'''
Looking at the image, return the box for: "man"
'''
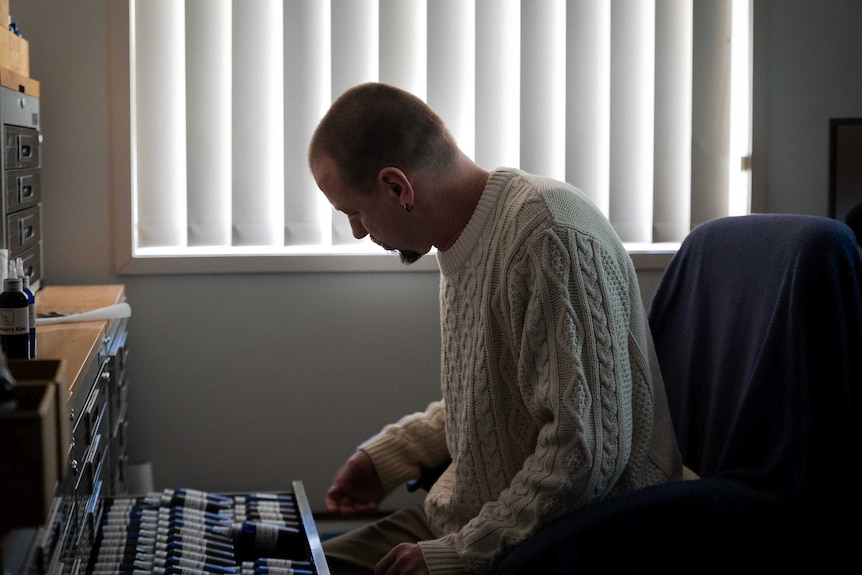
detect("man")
[308,82,682,575]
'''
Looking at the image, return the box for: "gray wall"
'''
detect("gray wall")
[752,0,862,215]
[13,0,862,512]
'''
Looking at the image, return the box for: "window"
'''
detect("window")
[109,0,752,274]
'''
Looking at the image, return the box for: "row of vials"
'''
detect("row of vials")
[86,488,316,575]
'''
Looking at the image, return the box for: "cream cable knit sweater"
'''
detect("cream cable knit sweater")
[360,169,681,574]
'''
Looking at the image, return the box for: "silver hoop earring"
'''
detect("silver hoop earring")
[405,204,414,213]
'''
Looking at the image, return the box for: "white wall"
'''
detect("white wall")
[13,0,862,513]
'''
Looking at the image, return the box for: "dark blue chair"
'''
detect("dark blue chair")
[497,214,862,573]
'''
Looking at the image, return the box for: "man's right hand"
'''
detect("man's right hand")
[325,449,385,517]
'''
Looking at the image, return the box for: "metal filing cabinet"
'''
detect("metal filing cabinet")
[0,85,42,289]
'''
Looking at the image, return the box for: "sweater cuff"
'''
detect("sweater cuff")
[418,536,471,575]
[359,432,420,495]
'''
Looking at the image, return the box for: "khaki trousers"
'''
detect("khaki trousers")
[323,506,436,575]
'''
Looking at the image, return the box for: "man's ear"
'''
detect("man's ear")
[378,167,414,209]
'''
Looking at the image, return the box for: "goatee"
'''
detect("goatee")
[371,236,422,265]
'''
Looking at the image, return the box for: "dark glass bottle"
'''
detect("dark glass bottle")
[231,520,305,561]
[0,277,30,359]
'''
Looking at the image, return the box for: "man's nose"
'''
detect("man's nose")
[349,216,368,239]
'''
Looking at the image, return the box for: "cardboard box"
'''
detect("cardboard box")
[0,28,8,72]
[0,360,69,531]
[0,28,27,77]
[0,4,39,97]
[7,29,27,77]
[8,359,70,477]
[0,383,58,530]
[0,26,30,77]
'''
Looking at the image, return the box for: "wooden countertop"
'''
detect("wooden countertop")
[33,284,126,402]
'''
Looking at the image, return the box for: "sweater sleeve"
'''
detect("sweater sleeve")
[359,400,450,495]
[424,227,652,574]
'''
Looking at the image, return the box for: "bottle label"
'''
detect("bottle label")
[183,496,207,511]
[253,523,279,550]
[0,307,28,334]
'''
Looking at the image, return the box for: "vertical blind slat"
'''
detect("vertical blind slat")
[520,0,567,181]
[232,0,284,246]
[379,0,427,99]
[475,0,520,170]
[134,0,187,248]
[609,0,656,243]
[691,0,732,229]
[653,0,693,242]
[186,0,232,247]
[727,0,752,217]
[565,0,611,214]
[427,0,476,157]
[284,0,329,247]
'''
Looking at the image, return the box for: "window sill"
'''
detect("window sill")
[115,244,678,275]
[626,243,680,271]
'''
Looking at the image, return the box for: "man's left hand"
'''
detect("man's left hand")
[374,543,429,575]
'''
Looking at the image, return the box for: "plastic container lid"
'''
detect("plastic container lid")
[2,277,22,291]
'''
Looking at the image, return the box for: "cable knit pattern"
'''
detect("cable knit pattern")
[361,169,681,574]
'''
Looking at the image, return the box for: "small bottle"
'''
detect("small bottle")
[247,558,314,575]
[146,488,234,514]
[231,521,304,560]
[0,277,30,359]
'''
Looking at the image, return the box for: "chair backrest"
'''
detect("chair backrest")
[648,214,862,509]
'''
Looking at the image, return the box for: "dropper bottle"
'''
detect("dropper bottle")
[0,274,29,359]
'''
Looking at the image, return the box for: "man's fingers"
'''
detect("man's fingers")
[374,547,396,574]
